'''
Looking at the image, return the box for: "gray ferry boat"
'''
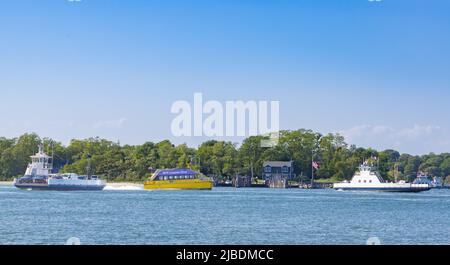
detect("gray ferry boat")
[14,145,106,191]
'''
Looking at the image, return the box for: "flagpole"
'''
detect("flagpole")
[311,153,314,189]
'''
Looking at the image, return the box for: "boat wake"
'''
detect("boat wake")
[103,185,144,191]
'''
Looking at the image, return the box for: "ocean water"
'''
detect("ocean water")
[0,185,449,245]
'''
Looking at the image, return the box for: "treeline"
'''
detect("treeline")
[0,131,450,182]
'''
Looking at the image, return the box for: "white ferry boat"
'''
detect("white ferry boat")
[14,145,106,191]
[333,163,431,192]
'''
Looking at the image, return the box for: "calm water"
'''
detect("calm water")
[0,185,449,245]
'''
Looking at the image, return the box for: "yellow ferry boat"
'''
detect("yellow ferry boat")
[143,168,213,190]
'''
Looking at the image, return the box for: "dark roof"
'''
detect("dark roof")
[156,169,198,177]
[263,161,293,167]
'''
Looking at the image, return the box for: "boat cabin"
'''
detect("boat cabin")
[150,169,200,181]
[413,175,432,185]
[350,164,385,184]
[23,145,53,179]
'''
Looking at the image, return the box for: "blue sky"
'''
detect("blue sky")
[0,0,449,155]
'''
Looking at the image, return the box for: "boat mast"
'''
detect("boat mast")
[86,154,92,179]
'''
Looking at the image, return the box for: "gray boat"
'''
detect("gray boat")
[14,145,106,191]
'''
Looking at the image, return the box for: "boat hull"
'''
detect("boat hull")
[334,186,431,192]
[333,182,431,192]
[14,183,105,191]
[144,179,213,190]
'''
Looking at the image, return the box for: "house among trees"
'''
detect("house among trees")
[263,161,294,188]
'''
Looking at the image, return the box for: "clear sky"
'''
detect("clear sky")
[1,0,449,155]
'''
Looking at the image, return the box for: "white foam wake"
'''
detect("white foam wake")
[103,185,144,191]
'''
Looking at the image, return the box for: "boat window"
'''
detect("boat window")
[364,180,366,183]
[358,180,361,183]
[369,180,372,183]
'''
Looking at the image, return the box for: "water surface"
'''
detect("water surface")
[0,185,448,244]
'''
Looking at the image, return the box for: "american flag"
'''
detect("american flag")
[312,161,320,170]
